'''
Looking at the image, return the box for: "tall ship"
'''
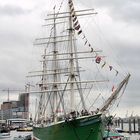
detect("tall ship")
[26,0,130,140]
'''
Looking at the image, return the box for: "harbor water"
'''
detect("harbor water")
[3,131,140,140]
[122,133,140,140]
[4,131,32,140]
[115,120,140,139]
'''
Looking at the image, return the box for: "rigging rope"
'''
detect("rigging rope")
[68,0,123,80]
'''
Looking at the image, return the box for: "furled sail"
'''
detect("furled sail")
[100,73,131,113]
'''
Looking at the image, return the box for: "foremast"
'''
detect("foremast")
[52,7,58,122]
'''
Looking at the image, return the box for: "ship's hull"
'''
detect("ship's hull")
[33,114,105,140]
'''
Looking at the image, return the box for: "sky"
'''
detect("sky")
[0,0,140,118]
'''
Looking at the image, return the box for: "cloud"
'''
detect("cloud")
[0,4,31,16]
[0,0,140,117]
[78,0,140,23]
[76,0,140,117]
[109,1,140,23]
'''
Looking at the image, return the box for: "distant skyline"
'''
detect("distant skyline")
[0,0,140,117]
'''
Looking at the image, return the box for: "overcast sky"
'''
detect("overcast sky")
[0,0,140,118]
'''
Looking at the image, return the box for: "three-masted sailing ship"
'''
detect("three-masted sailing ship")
[26,0,130,140]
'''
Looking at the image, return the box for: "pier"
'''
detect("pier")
[114,117,140,134]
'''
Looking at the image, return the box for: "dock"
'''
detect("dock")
[114,117,140,134]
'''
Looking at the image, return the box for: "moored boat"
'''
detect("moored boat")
[0,133,10,139]
[103,130,130,140]
[0,129,10,139]
[17,127,33,132]
[24,0,131,139]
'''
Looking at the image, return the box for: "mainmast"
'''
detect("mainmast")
[68,0,91,111]
[68,2,75,111]
[29,0,107,122]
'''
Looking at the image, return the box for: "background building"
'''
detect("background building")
[0,93,29,120]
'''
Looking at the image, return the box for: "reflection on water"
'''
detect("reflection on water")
[117,122,140,139]
[3,130,140,140]
[4,131,32,140]
[122,133,140,140]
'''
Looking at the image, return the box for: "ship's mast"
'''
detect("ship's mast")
[37,49,47,122]
[28,0,105,122]
[68,4,75,111]
[68,0,89,111]
[52,7,58,122]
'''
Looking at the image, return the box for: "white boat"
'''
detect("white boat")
[0,132,10,139]
[0,127,10,139]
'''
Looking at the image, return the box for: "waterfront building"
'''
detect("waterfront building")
[0,93,29,120]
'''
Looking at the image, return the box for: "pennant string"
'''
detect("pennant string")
[101,62,106,68]
[74,24,81,30]
[78,30,82,35]
[74,21,79,27]
[68,0,119,77]
[91,48,93,52]
[84,40,88,45]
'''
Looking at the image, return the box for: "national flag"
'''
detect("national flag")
[78,30,82,35]
[116,70,119,76]
[101,62,106,68]
[90,47,93,52]
[84,40,88,45]
[109,66,113,71]
[95,56,101,64]
[74,24,81,30]
[74,21,79,27]
[73,17,77,22]
[112,86,115,92]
